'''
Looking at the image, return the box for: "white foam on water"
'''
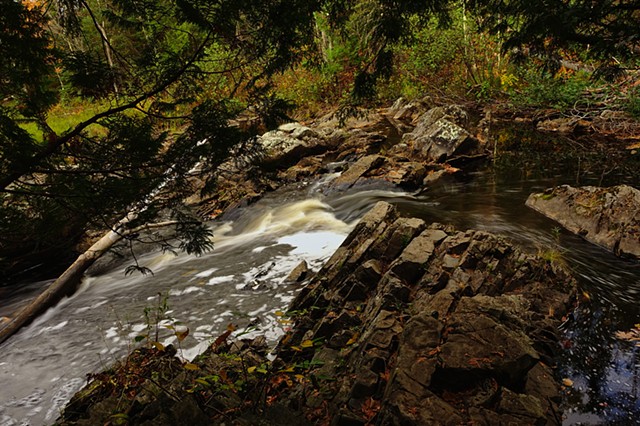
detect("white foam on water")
[0,196,354,425]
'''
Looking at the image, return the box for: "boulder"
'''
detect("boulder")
[329,154,386,189]
[527,184,640,259]
[401,106,481,162]
[258,129,318,165]
[281,202,575,425]
[277,122,320,140]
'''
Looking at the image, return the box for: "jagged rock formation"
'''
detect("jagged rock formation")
[56,202,576,425]
[527,184,640,260]
[277,202,575,425]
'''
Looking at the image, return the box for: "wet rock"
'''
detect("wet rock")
[525,362,561,408]
[330,154,386,189]
[286,260,309,283]
[370,217,426,262]
[527,184,640,259]
[281,202,574,425]
[498,388,545,422]
[350,368,379,399]
[390,228,447,283]
[439,295,539,386]
[192,104,466,223]
[354,259,383,284]
[379,160,427,189]
[59,201,576,426]
[277,156,324,182]
[423,168,448,185]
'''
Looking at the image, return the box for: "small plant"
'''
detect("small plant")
[541,192,556,201]
[536,226,568,267]
[510,69,592,112]
[539,248,565,265]
[135,293,190,355]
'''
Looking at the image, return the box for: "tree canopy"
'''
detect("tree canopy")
[471,0,640,75]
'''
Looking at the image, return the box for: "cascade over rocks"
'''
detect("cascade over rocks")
[57,202,576,425]
[527,184,640,260]
[0,101,487,343]
[191,102,486,219]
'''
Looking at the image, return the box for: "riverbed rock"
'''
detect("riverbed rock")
[536,117,590,133]
[527,184,640,259]
[384,97,431,133]
[257,123,326,166]
[329,154,386,189]
[191,103,481,220]
[285,260,309,283]
[400,105,481,162]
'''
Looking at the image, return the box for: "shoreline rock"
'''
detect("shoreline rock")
[527,184,640,260]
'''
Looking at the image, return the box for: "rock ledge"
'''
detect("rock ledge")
[57,202,576,426]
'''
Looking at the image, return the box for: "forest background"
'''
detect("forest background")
[1,0,640,287]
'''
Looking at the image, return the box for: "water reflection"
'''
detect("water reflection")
[390,135,640,425]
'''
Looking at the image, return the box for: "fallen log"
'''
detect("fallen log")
[0,214,137,345]
[0,214,188,345]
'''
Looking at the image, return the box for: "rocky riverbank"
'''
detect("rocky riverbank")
[527,184,640,260]
[56,201,576,425]
[187,102,487,221]
[57,100,640,425]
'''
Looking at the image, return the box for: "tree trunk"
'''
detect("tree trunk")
[0,214,133,345]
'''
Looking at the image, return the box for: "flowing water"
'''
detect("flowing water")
[1,125,640,425]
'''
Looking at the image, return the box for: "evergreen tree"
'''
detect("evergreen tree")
[0,0,314,281]
[470,0,640,75]
[3,0,636,339]
[1,0,462,283]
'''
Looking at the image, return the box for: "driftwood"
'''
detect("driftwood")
[0,214,139,345]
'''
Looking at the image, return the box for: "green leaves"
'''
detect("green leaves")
[0,0,58,116]
[471,0,640,73]
[62,51,117,98]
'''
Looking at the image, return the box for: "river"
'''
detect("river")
[1,125,639,425]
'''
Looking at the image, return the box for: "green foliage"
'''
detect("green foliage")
[1,0,335,281]
[0,0,58,117]
[62,52,117,98]
[510,70,592,111]
[3,0,639,283]
[624,86,640,119]
[470,0,640,76]
[376,6,507,102]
